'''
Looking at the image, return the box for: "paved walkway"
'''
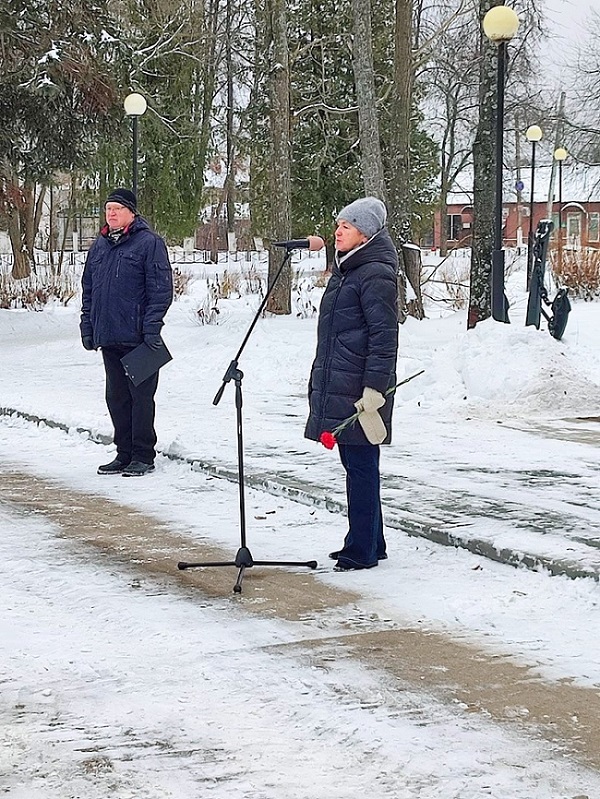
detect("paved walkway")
[2,465,600,778]
[2,406,599,581]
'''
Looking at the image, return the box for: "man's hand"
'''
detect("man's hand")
[82,336,95,351]
[144,334,163,351]
[354,386,385,414]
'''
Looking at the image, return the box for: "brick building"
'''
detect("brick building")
[433,162,600,252]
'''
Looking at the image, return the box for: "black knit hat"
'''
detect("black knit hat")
[105,188,137,214]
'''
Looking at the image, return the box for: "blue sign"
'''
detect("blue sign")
[515,180,525,192]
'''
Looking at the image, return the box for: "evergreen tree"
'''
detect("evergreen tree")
[0,0,124,276]
[287,0,438,246]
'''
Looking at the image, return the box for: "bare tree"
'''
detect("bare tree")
[0,0,120,277]
[467,0,496,329]
[562,11,600,165]
[265,0,292,314]
[350,0,386,199]
[388,0,414,242]
[388,0,428,320]
[422,9,479,256]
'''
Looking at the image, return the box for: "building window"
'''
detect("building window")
[589,213,600,242]
[446,214,462,241]
[566,212,581,246]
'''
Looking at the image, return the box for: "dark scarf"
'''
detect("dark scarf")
[107,227,125,244]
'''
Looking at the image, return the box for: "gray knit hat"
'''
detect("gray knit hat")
[336,196,387,238]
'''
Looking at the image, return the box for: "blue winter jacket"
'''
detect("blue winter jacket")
[80,216,173,348]
[305,228,399,445]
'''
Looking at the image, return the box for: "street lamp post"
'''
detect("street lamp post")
[483,5,520,323]
[554,146,568,269]
[123,92,147,198]
[525,124,543,288]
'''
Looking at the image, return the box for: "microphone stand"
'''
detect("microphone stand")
[178,245,318,593]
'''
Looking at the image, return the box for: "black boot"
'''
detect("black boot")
[122,461,155,477]
[98,458,130,475]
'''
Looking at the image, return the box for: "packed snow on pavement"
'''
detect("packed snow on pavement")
[1,249,599,797]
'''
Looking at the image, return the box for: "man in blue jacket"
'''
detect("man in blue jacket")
[305,197,399,570]
[80,188,173,476]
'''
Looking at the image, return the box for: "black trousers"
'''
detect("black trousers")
[101,346,159,465]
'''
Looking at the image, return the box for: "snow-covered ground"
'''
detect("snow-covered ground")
[1,249,599,797]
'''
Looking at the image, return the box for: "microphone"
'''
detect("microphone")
[273,236,325,251]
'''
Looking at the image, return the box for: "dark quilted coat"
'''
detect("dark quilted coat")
[80,217,173,348]
[305,229,399,445]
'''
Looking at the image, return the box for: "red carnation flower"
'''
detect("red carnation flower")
[316,369,425,452]
[319,431,337,449]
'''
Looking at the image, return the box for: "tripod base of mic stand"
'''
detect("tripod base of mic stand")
[178,546,318,594]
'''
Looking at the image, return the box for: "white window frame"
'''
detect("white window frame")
[588,212,600,243]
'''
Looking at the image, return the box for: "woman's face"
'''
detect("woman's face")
[335,220,367,253]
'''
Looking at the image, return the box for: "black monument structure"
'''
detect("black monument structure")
[525,219,571,341]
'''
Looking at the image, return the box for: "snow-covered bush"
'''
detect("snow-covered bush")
[0,261,79,310]
[550,249,600,301]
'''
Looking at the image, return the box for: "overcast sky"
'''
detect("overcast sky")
[542,0,596,57]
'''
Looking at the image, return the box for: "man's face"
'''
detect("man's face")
[105,202,135,230]
[335,220,367,253]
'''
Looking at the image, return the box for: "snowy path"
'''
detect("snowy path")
[1,454,600,798]
[2,294,600,796]
[4,404,600,580]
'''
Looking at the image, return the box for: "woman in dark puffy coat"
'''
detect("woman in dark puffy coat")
[305,197,398,571]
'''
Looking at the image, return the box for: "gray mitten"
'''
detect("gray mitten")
[358,411,387,445]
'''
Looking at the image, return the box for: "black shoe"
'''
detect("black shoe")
[333,562,357,572]
[122,461,155,477]
[329,550,388,561]
[334,560,378,571]
[98,458,130,475]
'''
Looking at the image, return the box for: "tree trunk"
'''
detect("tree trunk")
[3,179,39,280]
[403,243,425,319]
[266,0,292,315]
[33,184,47,252]
[224,0,236,240]
[467,0,497,329]
[12,254,31,280]
[388,0,413,243]
[387,0,416,323]
[439,152,449,257]
[351,0,386,199]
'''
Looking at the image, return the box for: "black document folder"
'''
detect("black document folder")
[120,341,173,387]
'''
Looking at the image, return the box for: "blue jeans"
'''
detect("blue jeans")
[336,443,386,569]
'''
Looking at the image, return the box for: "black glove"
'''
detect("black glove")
[144,333,163,351]
[82,336,95,351]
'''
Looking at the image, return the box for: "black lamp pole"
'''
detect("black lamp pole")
[525,125,542,288]
[491,38,509,323]
[554,147,568,270]
[123,93,147,200]
[558,157,563,261]
[132,115,139,198]
[527,137,536,286]
[483,5,520,324]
